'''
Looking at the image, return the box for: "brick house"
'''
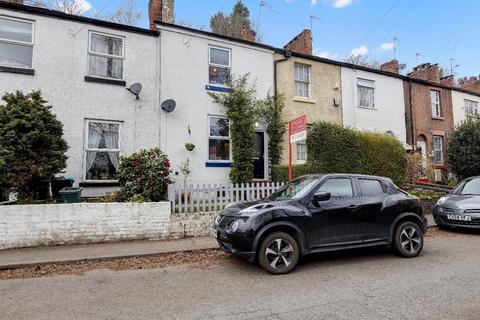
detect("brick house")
[404,63,455,181]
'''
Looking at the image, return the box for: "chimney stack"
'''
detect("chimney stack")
[240,29,256,42]
[283,29,312,56]
[149,0,175,30]
[440,75,454,87]
[380,60,399,74]
[458,75,480,95]
[408,63,440,83]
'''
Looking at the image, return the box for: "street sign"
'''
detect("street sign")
[288,115,307,181]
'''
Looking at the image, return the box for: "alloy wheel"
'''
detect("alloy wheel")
[400,226,421,254]
[265,238,294,270]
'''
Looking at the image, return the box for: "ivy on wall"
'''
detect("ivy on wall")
[261,93,286,166]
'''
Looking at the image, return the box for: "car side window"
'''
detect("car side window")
[317,178,353,199]
[358,179,384,196]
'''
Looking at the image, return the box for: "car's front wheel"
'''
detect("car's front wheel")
[258,231,300,275]
[393,221,424,258]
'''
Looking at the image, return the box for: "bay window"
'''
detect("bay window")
[85,120,121,181]
[209,46,231,86]
[88,32,124,79]
[0,16,34,68]
[208,115,230,161]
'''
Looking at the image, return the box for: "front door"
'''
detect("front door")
[307,177,366,247]
[253,132,265,179]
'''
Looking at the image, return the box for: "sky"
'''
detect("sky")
[84,0,479,78]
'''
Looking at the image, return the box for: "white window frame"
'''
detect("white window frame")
[431,90,441,117]
[208,45,231,86]
[88,31,125,80]
[357,78,375,109]
[294,63,311,98]
[433,135,443,165]
[0,15,35,68]
[464,99,479,117]
[84,119,122,182]
[207,115,231,162]
[296,140,307,164]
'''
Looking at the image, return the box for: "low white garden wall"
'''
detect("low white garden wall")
[0,202,217,250]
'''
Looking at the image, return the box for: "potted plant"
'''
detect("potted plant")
[185,142,195,151]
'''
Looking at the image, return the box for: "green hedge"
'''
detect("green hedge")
[272,122,408,185]
[448,118,480,179]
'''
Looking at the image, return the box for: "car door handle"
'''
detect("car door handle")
[347,205,361,212]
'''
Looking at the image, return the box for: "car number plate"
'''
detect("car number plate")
[447,214,472,222]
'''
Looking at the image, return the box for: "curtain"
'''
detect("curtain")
[86,124,102,172]
[105,124,120,171]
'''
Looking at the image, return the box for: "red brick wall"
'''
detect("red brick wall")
[149,0,175,30]
[283,29,312,55]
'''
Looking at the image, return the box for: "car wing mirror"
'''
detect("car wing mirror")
[313,192,331,203]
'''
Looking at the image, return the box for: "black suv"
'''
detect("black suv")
[213,174,427,274]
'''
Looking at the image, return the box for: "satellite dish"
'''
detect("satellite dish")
[161,99,176,113]
[126,83,142,100]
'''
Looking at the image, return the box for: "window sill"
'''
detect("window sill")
[85,76,126,86]
[205,85,232,93]
[79,181,120,187]
[432,116,445,121]
[0,66,35,76]
[293,97,315,104]
[205,161,232,168]
[358,106,377,110]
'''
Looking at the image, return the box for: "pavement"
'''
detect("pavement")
[1,229,479,320]
[0,214,437,270]
[0,237,217,270]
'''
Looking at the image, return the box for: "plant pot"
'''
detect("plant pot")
[185,143,195,151]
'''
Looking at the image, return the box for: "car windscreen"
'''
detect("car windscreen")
[453,178,480,195]
[268,177,319,201]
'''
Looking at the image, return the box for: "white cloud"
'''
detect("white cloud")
[314,49,339,60]
[350,45,369,57]
[379,42,394,51]
[314,0,352,8]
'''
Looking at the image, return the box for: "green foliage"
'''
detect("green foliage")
[0,91,68,200]
[210,0,252,38]
[271,164,313,182]
[112,148,173,202]
[209,75,259,184]
[306,122,408,185]
[261,93,287,166]
[448,118,480,179]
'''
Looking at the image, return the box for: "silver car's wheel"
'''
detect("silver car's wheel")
[259,232,299,274]
[394,221,423,258]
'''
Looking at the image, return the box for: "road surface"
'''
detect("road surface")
[1,229,479,320]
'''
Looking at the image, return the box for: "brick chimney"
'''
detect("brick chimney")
[440,75,454,87]
[149,0,174,30]
[284,29,312,56]
[240,29,256,42]
[408,63,440,83]
[380,60,399,74]
[459,75,480,95]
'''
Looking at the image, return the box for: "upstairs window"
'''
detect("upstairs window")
[294,64,310,97]
[0,16,34,68]
[357,78,375,109]
[464,99,479,117]
[431,90,441,117]
[88,32,124,79]
[209,46,231,86]
[85,120,121,181]
[208,115,230,161]
[433,135,443,164]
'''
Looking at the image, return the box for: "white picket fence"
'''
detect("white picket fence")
[168,182,286,213]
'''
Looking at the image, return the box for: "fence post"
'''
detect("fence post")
[167,184,175,213]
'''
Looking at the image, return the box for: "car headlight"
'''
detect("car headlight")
[437,197,447,206]
[239,206,259,214]
[226,220,240,234]
[214,215,222,226]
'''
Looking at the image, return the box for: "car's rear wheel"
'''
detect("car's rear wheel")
[258,232,299,275]
[393,221,423,258]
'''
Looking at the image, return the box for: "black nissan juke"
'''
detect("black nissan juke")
[213,174,427,274]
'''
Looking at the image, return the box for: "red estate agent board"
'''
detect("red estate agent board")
[288,115,307,181]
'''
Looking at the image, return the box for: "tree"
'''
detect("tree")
[25,0,92,15]
[96,0,143,27]
[448,119,480,179]
[261,93,286,166]
[344,54,380,69]
[0,91,68,200]
[210,0,253,39]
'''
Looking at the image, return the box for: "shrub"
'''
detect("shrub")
[448,118,480,179]
[405,152,435,183]
[306,122,408,185]
[0,91,68,200]
[113,148,173,202]
[271,164,313,182]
